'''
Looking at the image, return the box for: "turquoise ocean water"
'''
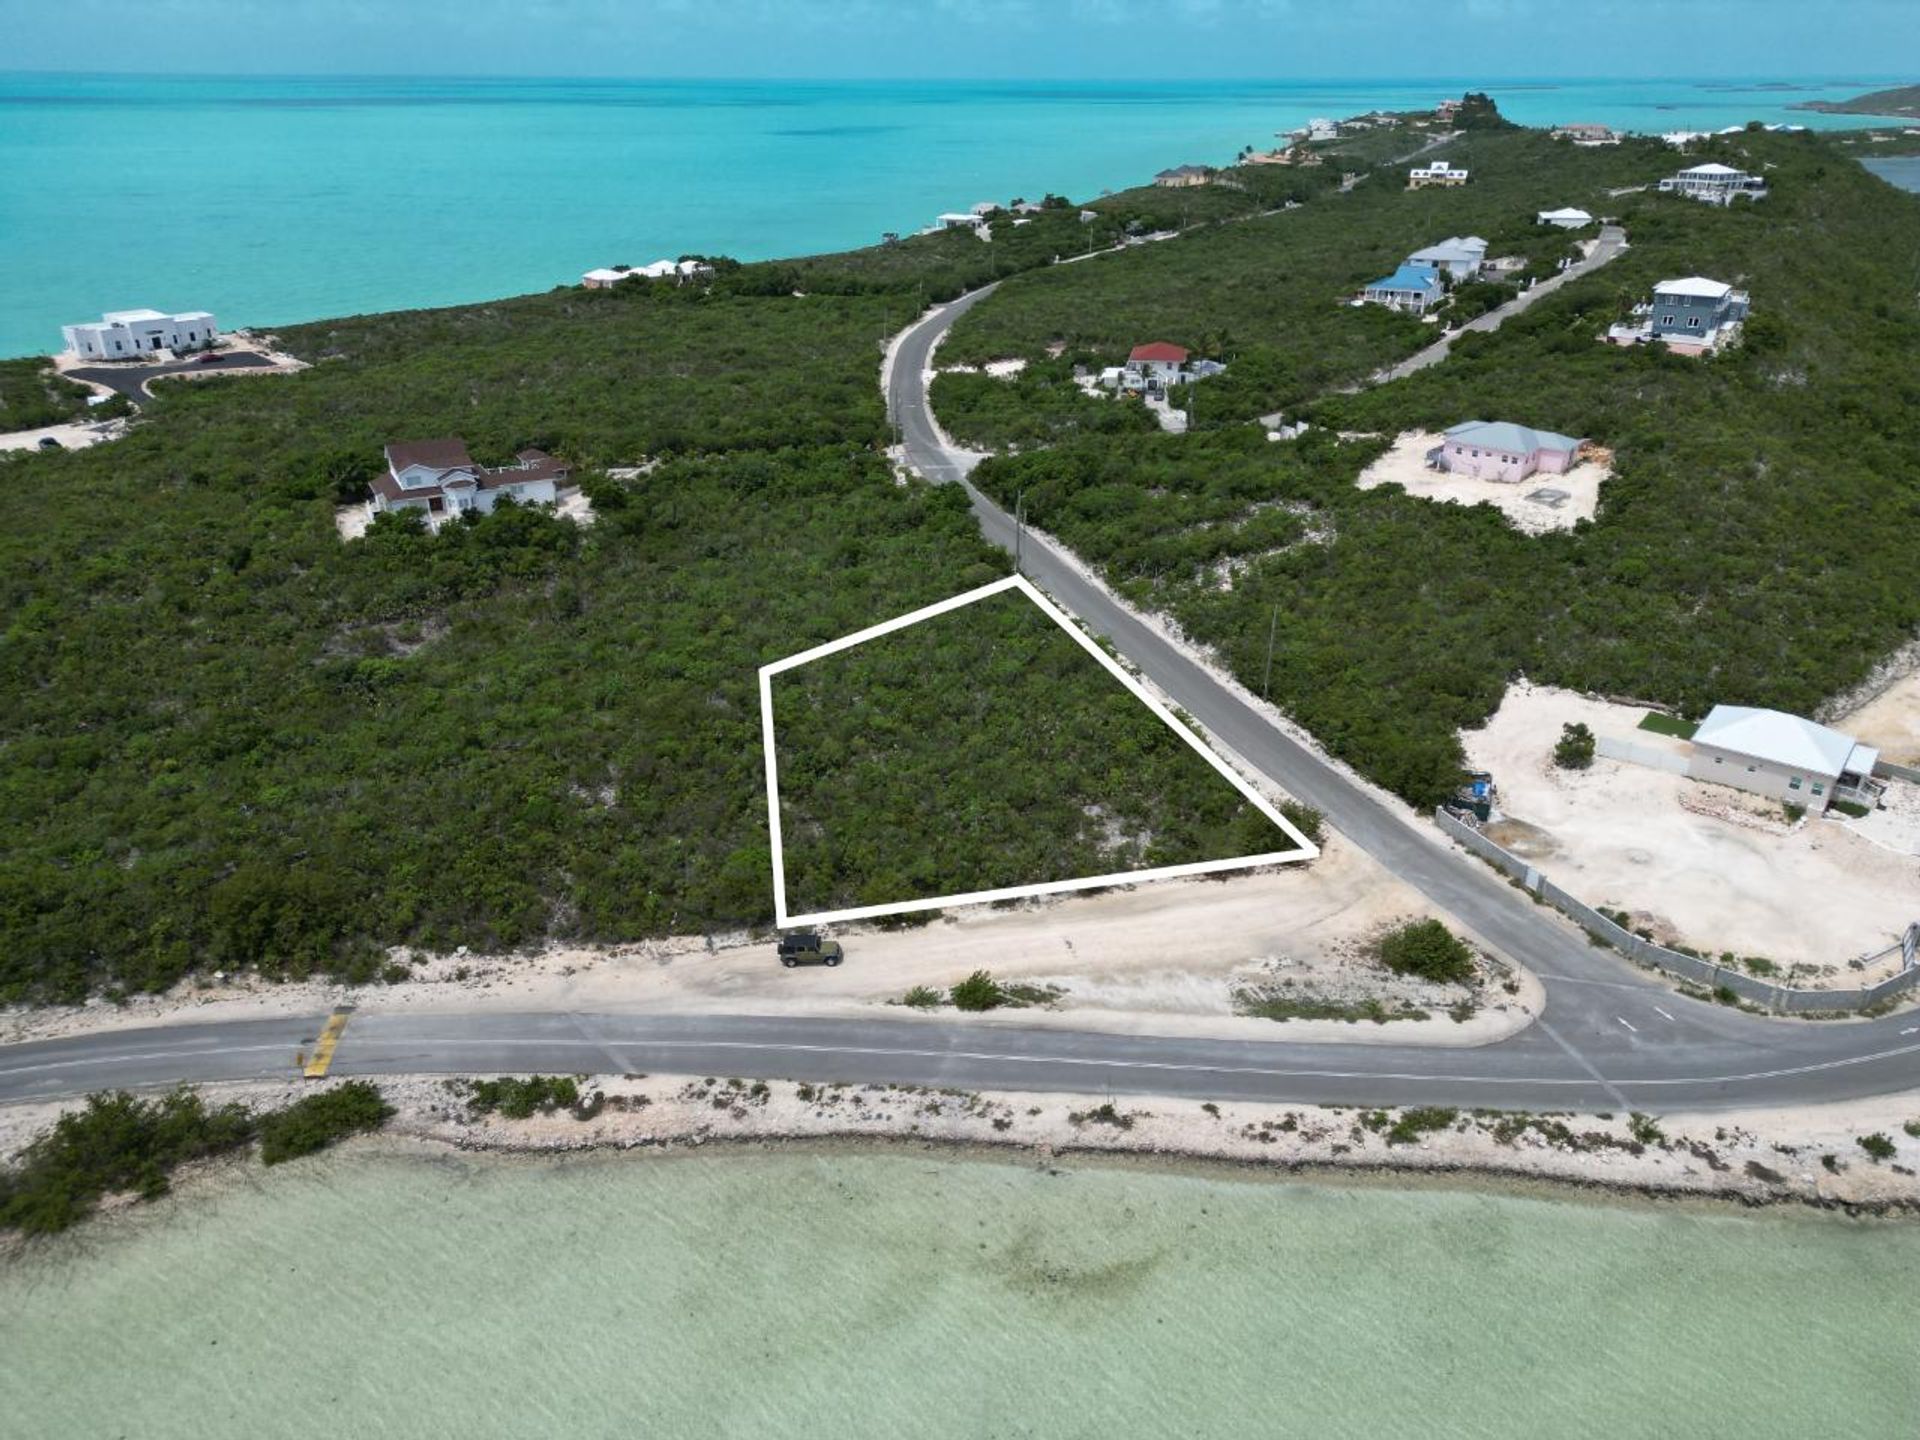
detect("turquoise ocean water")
[2,1146,1915,1438]
[0,73,1905,358]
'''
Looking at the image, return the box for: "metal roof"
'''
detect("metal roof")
[1443,420,1583,455]
[1367,263,1442,294]
[1654,276,1734,299]
[1409,235,1488,264]
[1692,705,1879,779]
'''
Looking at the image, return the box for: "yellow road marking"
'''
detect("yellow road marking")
[303,1008,353,1078]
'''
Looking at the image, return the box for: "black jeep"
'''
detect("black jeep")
[776,932,844,968]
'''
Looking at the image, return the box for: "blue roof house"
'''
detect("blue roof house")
[1359,263,1443,315]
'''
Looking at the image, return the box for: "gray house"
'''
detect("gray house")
[1406,235,1488,281]
[1649,276,1749,351]
[1686,705,1880,810]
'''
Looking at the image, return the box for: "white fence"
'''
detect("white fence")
[1595,734,1689,774]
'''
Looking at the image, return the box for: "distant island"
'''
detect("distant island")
[1795,82,1920,116]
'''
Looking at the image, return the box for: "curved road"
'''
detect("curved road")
[2,280,1915,1116]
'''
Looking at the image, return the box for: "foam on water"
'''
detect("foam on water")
[2,1143,1916,1438]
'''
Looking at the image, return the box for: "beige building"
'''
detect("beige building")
[1408,161,1469,189]
[1686,705,1880,810]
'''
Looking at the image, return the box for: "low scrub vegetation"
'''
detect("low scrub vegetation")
[1375,919,1477,984]
[258,1081,395,1165]
[0,1083,392,1235]
[462,1075,583,1119]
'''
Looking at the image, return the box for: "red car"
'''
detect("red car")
[193,350,223,364]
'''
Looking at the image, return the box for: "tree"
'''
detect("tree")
[1553,721,1596,770]
[1376,919,1476,984]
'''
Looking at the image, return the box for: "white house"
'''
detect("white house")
[1408,162,1469,189]
[1537,207,1594,228]
[1305,117,1339,142]
[370,438,573,528]
[1407,235,1488,281]
[1686,706,1880,810]
[582,267,632,288]
[63,309,218,360]
[1658,162,1768,205]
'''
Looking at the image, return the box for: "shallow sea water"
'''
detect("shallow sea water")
[2,1143,1916,1438]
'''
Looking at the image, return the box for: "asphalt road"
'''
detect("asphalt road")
[3,234,1914,1117]
[68,349,277,403]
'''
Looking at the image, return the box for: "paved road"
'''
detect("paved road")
[68,349,277,404]
[1257,225,1628,426]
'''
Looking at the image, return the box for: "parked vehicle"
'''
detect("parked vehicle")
[776,933,843,968]
[194,351,224,364]
[36,436,62,449]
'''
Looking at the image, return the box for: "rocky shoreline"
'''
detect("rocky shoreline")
[11,1070,1914,1227]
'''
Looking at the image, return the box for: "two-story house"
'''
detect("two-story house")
[1607,276,1750,355]
[1657,162,1768,205]
[370,438,573,527]
[1406,236,1488,282]
[1407,162,1469,189]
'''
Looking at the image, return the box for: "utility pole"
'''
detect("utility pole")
[1262,603,1279,699]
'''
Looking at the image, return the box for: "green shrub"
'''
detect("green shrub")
[1386,1107,1458,1145]
[1553,722,1596,770]
[1279,801,1325,846]
[0,1088,256,1235]
[1904,1119,1920,1139]
[1857,1133,1897,1163]
[901,984,944,1009]
[949,970,1006,1012]
[465,1075,581,1119]
[1376,919,1476,984]
[1831,799,1872,819]
[1628,1112,1666,1145]
[257,1081,394,1166]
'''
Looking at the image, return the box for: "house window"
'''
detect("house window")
[1745,764,1757,773]
[1686,317,1701,330]
[1660,315,1676,326]
[1811,783,1825,795]
[1788,777,1802,791]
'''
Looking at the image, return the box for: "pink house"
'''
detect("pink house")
[1436,420,1584,483]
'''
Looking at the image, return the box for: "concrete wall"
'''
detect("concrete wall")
[1595,734,1689,773]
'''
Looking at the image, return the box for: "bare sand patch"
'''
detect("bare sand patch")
[1840,667,1920,767]
[1462,682,1919,971]
[1355,430,1608,535]
[0,417,128,454]
[0,835,1536,1050]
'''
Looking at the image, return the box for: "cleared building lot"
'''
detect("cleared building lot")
[1463,683,1919,973]
[1354,430,1610,535]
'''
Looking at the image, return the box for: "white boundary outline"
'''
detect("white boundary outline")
[759,574,1320,928]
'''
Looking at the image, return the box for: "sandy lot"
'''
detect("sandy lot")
[0,834,1538,1050]
[1355,430,1609,535]
[1840,667,1920,767]
[8,1072,1918,1216]
[334,486,593,541]
[1463,683,1920,971]
[0,416,128,454]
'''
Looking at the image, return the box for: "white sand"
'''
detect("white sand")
[1355,430,1608,535]
[1463,682,1920,969]
[0,417,128,454]
[9,1072,1917,1213]
[1840,668,1920,767]
[0,834,1542,1050]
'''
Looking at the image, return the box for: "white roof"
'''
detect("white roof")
[1654,276,1734,299]
[636,260,679,278]
[102,308,171,323]
[1680,163,1744,176]
[1537,207,1593,222]
[583,268,628,282]
[1692,705,1878,779]
[936,212,979,224]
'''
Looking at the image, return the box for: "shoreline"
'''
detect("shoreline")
[10,1071,1918,1240]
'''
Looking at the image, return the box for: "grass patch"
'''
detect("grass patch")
[1233,986,1430,1024]
[1637,711,1697,740]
